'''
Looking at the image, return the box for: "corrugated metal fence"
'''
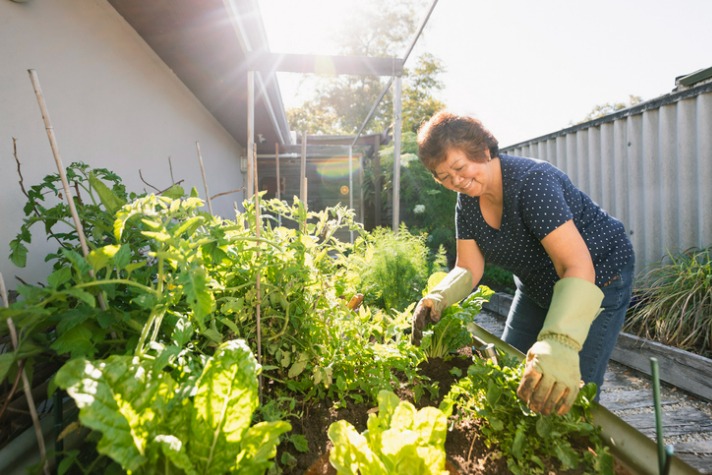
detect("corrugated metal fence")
[502,81,712,278]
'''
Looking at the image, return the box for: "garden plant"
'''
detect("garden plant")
[0,163,625,474]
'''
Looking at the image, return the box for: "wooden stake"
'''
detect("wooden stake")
[253,143,263,400]
[195,141,214,215]
[28,70,90,258]
[1,272,50,475]
[27,69,107,311]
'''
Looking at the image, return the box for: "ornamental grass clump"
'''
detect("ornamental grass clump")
[624,246,712,358]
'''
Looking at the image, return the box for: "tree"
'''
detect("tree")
[576,95,643,123]
[286,0,443,135]
[402,53,446,133]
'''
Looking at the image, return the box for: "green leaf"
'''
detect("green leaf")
[189,339,261,474]
[172,216,205,238]
[55,356,175,472]
[288,353,309,379]
[154,435,198,475]
[87,244,121,273]
[234,421,291,474]
[61,249,92,275]
[64,288,97,308]
[0,353,16,383]
[177,264,214,328]
[50,324,96,358]
[554,442,579,469]
[162,185,185,199]
[9,237,28,267]
[47,267,73,289]
[142,230,171,242]
[90,172,126,214]
[328,420,386,475]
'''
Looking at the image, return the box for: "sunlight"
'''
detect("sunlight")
[257,0,361,55]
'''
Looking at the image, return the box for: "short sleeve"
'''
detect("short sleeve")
[518,167,573,240]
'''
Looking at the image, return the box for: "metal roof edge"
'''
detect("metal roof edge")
[503,79,712,152]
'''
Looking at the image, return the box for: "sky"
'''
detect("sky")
[258,0,712,147]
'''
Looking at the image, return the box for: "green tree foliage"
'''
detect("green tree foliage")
[575,95,643,123]
[402,53,446,133]
[286,0,443,135]
[363,131,457,263]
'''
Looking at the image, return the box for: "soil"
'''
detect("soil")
[275,348,634,475]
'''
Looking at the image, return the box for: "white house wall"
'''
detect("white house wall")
[503,87,712,277]
[1,0,247,290]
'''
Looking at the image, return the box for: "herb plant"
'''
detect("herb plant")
[347,224,446,312]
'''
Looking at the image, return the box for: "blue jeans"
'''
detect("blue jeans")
[501,261,635,400]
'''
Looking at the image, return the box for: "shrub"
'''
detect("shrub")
[624,246,712,358]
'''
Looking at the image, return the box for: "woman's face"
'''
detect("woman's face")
[433,148,492,197]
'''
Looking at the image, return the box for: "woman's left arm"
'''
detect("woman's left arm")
[517,219,604,416]
[540,219,595,283]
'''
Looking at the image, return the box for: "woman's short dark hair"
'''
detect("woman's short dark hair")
[416,111,499,174]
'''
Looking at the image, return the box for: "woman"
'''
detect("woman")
[411,111,634,416]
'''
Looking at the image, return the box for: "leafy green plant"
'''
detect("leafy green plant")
[624,246,712,358]
[9,162,141,270]
[2,164,429,435]
[55,339,290,474]
[348,224,445,312]
[442,354,613,475]
[327,389,450,475]
[420,285,494,359]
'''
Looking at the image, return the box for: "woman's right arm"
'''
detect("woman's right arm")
[454,238,485,288]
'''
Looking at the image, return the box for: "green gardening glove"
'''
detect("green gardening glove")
[517,277,604,415]
[411,267,473,345]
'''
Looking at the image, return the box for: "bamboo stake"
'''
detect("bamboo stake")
[195,141,214,215]
[27,69,106,312]
[275,143,281,201]
[1,273,50,475]
[28,70,90,258]
[253,143,263,400]
[275,143,282,226]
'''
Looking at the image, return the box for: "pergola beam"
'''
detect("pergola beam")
[249,52,403,77]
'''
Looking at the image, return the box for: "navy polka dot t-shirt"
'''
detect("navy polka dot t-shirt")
[456,154,634,308]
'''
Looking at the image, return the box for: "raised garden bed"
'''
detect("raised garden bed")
[1,165,702,475]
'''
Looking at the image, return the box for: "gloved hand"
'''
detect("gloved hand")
[517,277,604,415]
[411,267,473,345]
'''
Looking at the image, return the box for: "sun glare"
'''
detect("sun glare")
[258,0,361,55]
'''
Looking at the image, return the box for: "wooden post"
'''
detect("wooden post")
[392,75,402,231]
[300,131,307,205]
[247,70,255,197]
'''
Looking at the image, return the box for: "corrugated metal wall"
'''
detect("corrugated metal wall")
[502,82,712,278]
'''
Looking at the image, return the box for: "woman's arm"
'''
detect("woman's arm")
[454,238,485,287]
[540,220,595,282]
